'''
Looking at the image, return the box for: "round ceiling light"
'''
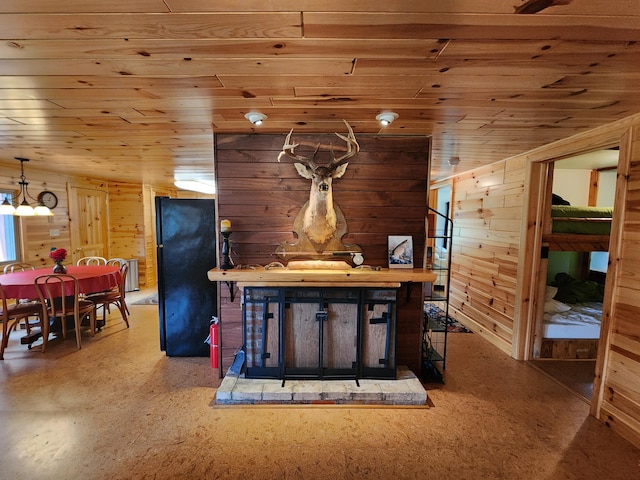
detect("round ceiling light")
[375,112,399,126]
[245,112,267,125]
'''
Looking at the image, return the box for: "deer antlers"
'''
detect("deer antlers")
[277,119,359,169]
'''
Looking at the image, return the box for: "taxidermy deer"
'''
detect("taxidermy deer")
[278,120,359,246]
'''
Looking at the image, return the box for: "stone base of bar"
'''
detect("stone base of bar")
[214,366,427,406]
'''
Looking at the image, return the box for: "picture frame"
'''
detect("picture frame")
[388,235,414,268]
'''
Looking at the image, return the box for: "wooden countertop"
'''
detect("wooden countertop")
[207,266,437,285]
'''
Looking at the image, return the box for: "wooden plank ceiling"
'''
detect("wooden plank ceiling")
[0,1,639,187]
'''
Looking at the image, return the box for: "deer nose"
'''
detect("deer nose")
[319,183,329,192]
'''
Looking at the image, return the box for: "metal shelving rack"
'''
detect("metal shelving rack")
[422,207,453,383]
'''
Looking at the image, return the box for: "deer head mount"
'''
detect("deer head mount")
[277,120,362,259]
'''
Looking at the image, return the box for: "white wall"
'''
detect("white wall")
[597,170,616,207]
[553,168,616,207]
[552,169,590,205]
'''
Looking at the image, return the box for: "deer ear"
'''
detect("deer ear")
[294,163,313,179]
[332,163,348,179]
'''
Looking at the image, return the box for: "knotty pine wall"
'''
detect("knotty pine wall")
[108,182,146,281]
[214,133,431,373]
[596,123,640,447]
[448,158,526,354]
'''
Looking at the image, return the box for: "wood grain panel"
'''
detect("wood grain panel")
[168,1,640,16]
[0,13,302,39]
[1,3,640,190]
[449,159,524,354]
[214,132,429,372]
[303,12,640,41]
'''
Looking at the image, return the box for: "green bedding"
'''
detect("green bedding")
[552,272,605,303]
[551,206,613,234]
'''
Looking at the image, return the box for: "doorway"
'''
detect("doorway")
[527,149,618,401]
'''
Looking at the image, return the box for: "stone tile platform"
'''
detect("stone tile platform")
[215,366,427,406]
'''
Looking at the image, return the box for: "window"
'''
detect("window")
[0,191,20,264]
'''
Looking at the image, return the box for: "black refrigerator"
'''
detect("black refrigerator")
[156,197,217,356]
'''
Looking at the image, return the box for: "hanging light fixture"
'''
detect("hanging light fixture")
[0,157,54,216]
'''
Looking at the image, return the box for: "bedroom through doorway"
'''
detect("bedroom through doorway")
[529,147,618,401]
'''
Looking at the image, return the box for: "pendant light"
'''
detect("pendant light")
[0,157,53,216]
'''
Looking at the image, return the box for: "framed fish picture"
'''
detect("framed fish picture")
[388,235,414,268]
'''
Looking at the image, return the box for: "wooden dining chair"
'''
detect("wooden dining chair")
[76,256,107,266]
[3,262,36,274]
[106,258,127,268]
[105,258,131,315]
[87,263,130,328]
[1,284,42,359]
[2,262,40,334]
[34,274,97,352]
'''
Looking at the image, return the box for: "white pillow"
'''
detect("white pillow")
[544,298,572,314]
[545,285,558,301]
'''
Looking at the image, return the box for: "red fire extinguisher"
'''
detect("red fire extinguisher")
[210,317,219,369]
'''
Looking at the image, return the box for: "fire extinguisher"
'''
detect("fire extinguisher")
[210,316,219,369]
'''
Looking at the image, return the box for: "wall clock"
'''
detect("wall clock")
[37,190,58,209]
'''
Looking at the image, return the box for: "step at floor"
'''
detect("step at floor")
[215,366,427,405]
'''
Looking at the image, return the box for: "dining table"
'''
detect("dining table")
[1,265,123,347]
[0,265,121,300]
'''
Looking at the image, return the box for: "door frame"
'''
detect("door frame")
[517,129,627,416]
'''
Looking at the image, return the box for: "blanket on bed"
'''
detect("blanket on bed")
[552,273,604,304]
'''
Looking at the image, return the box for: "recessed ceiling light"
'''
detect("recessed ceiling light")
[375,112,399,126]
[245,112,267,125]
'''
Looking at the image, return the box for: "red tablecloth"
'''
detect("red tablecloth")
[0,265,121,299]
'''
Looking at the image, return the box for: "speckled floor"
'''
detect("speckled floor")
[1,288,639,480]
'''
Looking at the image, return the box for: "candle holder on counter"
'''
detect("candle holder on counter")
[220,219,234,270]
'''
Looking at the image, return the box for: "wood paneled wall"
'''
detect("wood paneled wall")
[107,182,146,282]
[449,158,526,354]
[214,133,430,372]
[596,124,640,446]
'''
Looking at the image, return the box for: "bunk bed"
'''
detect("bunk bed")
[537,199,612,359]
[543,205,613,252]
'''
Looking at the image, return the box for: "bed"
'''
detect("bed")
[543,205,613,252]
[540,284,602,359]
[543,302,602,339]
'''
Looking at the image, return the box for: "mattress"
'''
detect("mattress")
[551,206,613,235]
[543,302,602,339]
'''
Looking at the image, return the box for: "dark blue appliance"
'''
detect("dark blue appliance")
[156,197,217,356]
